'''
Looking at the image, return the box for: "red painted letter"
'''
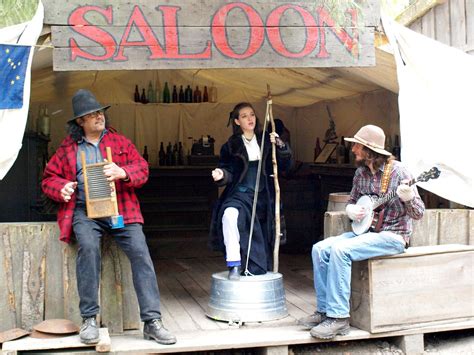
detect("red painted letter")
[316,7,359,59]
[68,6,116,61]
[156,6,211,59]
[266,5,318,58]
[212,3,264,59]
[114,6,165,61]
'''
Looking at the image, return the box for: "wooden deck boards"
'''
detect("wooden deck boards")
[154,254,317,334]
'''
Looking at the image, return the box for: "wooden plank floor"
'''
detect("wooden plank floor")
[154,253,317,334]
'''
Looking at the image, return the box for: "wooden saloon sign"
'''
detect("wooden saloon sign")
[43,0,379,71]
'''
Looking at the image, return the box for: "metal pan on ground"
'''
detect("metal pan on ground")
[33,319,80,335]
[0,328,30,343]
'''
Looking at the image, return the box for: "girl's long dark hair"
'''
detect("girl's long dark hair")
[228,102,261,136]
[67,113,111,141]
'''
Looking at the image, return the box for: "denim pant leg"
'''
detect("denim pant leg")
[312,232,356,313]
[111,224,161,321]
[325,231,406,318]
[73,209,104,318]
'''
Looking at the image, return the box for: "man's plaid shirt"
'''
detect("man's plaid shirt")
[347,160,425,243]
[42,129,148,243]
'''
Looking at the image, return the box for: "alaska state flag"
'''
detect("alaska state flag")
[0,1,43,180]
[0,44,31,109]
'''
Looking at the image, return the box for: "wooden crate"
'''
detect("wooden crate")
[350,245,474,333]
[0,223,140,334]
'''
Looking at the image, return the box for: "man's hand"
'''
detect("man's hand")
[60,181,77,202]
[103,162,127,182]
[212,168,224,181]
[397,184,415,202]
[346,204,366,222]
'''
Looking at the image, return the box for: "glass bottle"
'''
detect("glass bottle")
[172,143,178,166]
[140,88,147,104]
[193,86,202,103]
[158,142,166,166]
[172,85,178,103]
[203,86,209,102]
[178,142,184,165]
[209,84,217,103]
[134,85,140,102]
[165,142,173,165]
[178,85,185,103]
[313,137,322,161]
[143,145,149,162]
[163,82,171,103]
[148,81,155,103]
[185,85,193,103]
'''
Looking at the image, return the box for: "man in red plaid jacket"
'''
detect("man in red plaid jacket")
[42,89,176,346]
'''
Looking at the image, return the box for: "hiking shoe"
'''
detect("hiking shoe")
[143,319,177,345]
[80,316,99,344]
[297,311,327,329]
[310,317,350,339]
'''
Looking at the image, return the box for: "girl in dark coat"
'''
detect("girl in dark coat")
[210,102,292,280]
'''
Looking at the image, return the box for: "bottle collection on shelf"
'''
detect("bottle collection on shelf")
[313,134,401,164]
[142,142,187,166]
[134,81,217,104]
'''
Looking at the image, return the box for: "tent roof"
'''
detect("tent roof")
[31,40,397,107]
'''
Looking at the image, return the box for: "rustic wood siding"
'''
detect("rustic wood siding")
[409,0,474,55]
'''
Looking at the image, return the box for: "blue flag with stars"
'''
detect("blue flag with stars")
[0,44,31,109]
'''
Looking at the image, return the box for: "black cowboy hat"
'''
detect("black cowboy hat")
[69,89,110,122]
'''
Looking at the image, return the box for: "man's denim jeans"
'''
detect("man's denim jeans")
[312,231,405,318]
[73,208,161,321]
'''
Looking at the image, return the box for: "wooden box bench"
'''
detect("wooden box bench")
[0,222,140,334]
[350,244,474,333]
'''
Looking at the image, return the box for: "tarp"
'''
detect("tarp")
[0,1,43,180]
[383,16,474,207]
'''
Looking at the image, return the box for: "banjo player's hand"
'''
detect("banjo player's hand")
[346,204,366,221]
[103,162,127,182]
[397,183,415,202]
[212,168,224,181]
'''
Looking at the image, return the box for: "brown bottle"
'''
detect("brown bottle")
[140,88,147,104]
[203,86,209,102]
[193,86,202,103]
[134,85,140,102]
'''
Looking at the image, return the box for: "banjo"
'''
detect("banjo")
[351,167,441,235]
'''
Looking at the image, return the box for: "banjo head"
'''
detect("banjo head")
[352,195,374,235]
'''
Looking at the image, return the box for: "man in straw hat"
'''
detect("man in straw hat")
[42,89,176,345]
[298,124,425,339]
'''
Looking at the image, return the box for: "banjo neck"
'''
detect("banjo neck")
[371,177,416,210]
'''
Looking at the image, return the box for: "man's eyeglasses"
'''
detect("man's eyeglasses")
[83,110,105,119]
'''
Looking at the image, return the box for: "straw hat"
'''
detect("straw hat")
[344,125,391,156]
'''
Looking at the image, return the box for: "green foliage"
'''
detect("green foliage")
[0,0,38,28]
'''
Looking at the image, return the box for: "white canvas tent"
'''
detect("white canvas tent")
[12,15,474,207]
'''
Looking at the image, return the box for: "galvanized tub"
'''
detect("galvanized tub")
[207,271,288,323]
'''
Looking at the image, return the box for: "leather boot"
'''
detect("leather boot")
[80,316,99,344]
[228,266,241,280]
[143,319,177,345]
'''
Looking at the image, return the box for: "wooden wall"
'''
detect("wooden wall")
[409,0,474,55]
